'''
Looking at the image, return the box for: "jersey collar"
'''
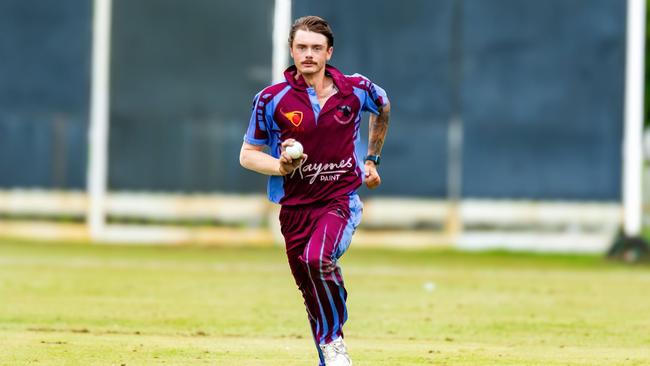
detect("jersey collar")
[284,64,353,96]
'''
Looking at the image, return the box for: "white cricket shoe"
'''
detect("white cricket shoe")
[319,337,352,366]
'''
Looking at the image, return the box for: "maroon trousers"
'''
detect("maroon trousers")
[279,194,363,359]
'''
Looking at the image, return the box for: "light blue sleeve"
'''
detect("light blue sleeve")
[243,91,270,146]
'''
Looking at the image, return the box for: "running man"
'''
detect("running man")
[239,16,390,366]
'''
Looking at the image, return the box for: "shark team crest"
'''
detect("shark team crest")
[334,105,354,124]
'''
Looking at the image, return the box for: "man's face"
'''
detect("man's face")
[290,29,333,76]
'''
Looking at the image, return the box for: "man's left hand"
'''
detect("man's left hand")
[364,161,381,189]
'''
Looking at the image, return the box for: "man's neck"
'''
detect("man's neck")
[299,69,331,92]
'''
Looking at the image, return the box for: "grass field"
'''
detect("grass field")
[1,239,649,365]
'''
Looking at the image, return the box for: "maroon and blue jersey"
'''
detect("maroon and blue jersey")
[244,65,389,206]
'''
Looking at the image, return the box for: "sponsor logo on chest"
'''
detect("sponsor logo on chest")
[290,155,355,184]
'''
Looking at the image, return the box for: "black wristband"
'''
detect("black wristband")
[365,155,381,166]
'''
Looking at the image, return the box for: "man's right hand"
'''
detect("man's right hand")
[279,139,307,175]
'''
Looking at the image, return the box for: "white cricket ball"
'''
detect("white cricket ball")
[286,141,303,159]
[423,282,437,292]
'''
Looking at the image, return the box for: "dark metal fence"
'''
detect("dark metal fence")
[0,0,626,200]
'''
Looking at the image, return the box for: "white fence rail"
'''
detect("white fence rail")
[0,189,621,252]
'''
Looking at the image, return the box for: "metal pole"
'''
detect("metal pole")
[623,0,646,237]
[87,0,113,241]
[272,0,292,84]
[446,0,464,243]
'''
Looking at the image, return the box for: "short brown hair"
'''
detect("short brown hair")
[288,16,334,48]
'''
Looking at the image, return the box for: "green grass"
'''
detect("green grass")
[1,240,649,365]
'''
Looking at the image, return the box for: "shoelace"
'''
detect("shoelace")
[323,341,347,360]
[333,342,347,354]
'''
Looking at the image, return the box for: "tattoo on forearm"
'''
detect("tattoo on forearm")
[368,106,390,155]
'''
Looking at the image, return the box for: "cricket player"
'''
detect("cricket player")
[239,15,390,366]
